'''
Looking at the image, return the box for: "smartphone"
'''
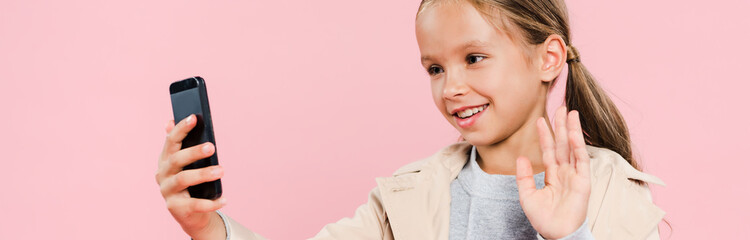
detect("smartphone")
[169,76,222,200]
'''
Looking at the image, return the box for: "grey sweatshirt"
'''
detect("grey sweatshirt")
[449,146,594,240]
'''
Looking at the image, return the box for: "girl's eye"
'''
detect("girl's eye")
[467,55,486,64]
[428,65,444,75]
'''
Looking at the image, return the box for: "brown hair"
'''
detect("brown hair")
[417,0,642,176]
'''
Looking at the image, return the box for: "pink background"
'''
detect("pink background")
[1,0,748,239]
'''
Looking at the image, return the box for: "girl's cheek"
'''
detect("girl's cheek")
[430,81,446,112]
[433,97,448,117]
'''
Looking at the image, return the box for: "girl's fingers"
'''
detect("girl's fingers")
[159,119,179,162]
[536,118,557,169]
[516,156,537,200]
[165,120,175,134]
[536,117,560,186]
[554,106,570,166]
[166,196,227,215]
[191,197,227,213]
[166,142,215,175]
[162,114,197,159]
[161,166,223,196]
[567,111,590,178]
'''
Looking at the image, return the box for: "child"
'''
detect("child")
[156,0,665,239]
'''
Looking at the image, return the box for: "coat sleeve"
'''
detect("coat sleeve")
[218,211,268,240]
[220,187,388,240]
[310,187,388,239]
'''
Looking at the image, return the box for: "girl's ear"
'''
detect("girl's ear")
[538,34,567,83]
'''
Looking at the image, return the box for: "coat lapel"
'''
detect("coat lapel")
[376,143,470,240]
[376,174,434,239]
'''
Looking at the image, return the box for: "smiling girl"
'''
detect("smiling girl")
[156,0,665,239]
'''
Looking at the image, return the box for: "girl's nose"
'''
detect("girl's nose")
[443,71,469,100]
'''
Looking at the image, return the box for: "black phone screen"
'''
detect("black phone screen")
[169,77,222,200]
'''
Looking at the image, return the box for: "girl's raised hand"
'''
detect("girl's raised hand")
[516,106,591,239]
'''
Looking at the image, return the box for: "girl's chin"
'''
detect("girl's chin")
[459,132,498,146]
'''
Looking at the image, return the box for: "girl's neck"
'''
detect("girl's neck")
[475,116,549,175]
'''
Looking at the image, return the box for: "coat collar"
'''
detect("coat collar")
[376,142,665,240]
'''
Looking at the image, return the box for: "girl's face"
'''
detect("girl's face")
[416,1,547,146]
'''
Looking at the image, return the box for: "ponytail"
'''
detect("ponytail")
[564,46,641,177]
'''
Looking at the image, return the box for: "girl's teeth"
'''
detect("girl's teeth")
[457,105,486,119]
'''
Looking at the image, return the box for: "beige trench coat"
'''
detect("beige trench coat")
[221,142,666,240]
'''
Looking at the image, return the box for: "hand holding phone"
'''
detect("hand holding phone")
[155,77,227,239]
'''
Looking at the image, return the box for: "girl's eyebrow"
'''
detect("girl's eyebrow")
[459,40,491,50]
[421,55,434,65]
[421,40,491,64]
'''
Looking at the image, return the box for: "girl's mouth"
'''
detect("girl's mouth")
[453,104,489,128]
